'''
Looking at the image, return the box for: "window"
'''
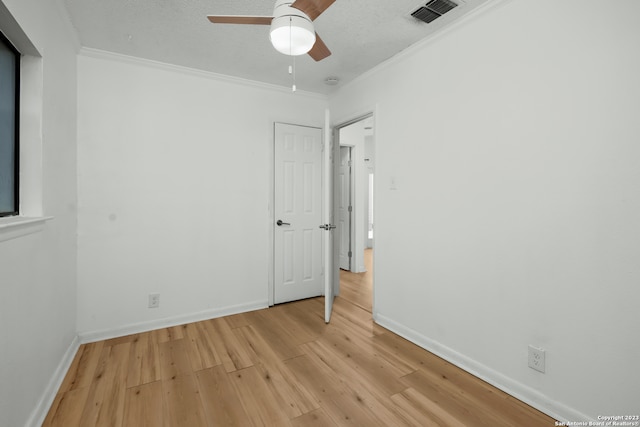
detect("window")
[0,31,19,217]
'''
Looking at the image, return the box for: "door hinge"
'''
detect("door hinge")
[348,205,353,212]
[348,251,352,258]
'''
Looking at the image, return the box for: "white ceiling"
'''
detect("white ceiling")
[63,0,489,94]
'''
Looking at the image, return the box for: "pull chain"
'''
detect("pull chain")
[292,55,297,92]
[289,17,296,92]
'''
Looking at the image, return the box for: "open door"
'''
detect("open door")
[323,110,339,323]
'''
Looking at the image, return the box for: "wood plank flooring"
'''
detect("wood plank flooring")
[338,249,374,313]
[44,250,555,426]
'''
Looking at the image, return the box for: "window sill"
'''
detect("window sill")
[0,216,53,243]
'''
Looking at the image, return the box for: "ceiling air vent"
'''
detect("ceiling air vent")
[411,0,458,24]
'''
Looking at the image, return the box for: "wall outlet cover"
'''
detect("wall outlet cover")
[528,345,546,373]
[148,293,160,308]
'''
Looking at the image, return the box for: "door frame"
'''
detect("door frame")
[332,109,376,311]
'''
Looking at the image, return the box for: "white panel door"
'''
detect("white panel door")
[274,123,324,304]
[338,146,352,270]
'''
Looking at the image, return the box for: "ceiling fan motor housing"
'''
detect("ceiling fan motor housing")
[270,0,316,55]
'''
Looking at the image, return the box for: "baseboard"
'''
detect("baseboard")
[26,334,81,427]
[373,312,592,424]
[78,300,269,344]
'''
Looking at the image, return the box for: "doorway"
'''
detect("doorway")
[335,114,375,312]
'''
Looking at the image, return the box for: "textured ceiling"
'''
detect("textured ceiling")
[63,0,489,94]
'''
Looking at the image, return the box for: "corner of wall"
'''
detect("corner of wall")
[374,313,594,423]
[25,336,81,427]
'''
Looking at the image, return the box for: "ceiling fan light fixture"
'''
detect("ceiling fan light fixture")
[270,15,316,56]
[206,0,333,61]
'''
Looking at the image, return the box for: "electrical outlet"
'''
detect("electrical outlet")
[528,345,546,373]
[148,293,160,308]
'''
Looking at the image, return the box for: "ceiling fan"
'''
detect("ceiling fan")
[207,0,335,61]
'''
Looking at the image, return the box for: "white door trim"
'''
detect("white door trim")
[332,108,377,313]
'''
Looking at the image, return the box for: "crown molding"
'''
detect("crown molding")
[79,47,328,100]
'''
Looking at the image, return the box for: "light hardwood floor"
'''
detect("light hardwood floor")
[338,248,374,313]
[44,251,555,426]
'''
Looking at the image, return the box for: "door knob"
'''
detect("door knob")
[277,220,290,226]
[319,224,337,230]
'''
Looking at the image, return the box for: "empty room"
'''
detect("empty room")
[1,0,639,426]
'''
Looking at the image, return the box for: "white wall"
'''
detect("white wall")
[329,0,640,421]
[0,1,78,426]
[76,51,327,337]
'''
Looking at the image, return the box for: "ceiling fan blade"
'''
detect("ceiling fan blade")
[308,33,331,61]
[291,0,336,21]
[207,15,273,25]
